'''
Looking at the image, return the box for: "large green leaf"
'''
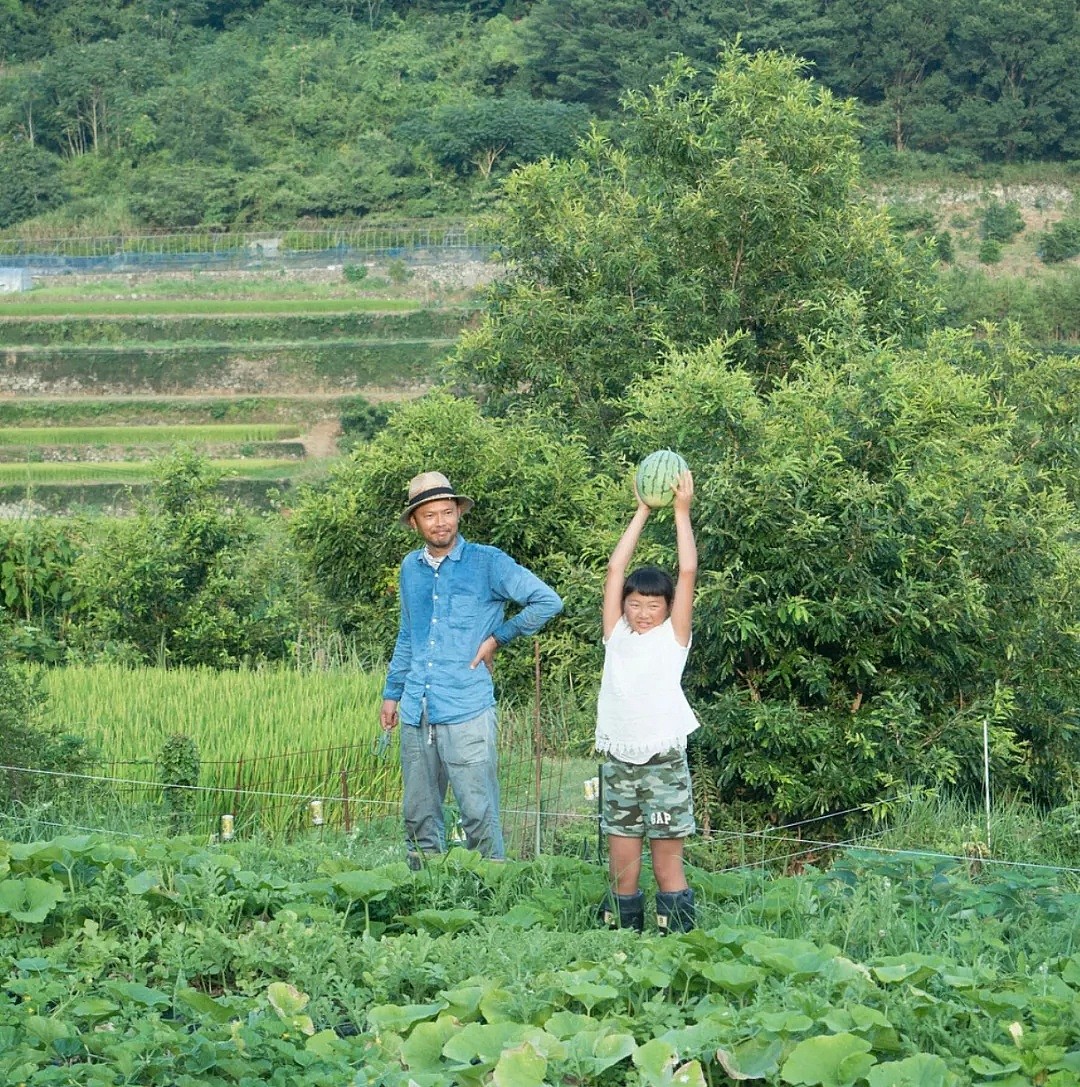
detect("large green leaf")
[493,1043,547,1087]
[867,1053,959,1087]
[781,1033,876,1087]
[0,876,64,923]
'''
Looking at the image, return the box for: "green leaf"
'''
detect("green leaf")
[399,907,480,934]
[333,870,396,900]
[500,902,554,928]
[368,1001,448,1035]
[493,1043,547,1087]
[716,1038,784,1080]
[562,1026,637,1073]
[266,982,309,1018]
[68,998,119,1020]
[24,1015,72,1044]
[176,988,235,1024]
[442,1021,532,1065]
[781,1033,876,1087]
[635,1038,678,1081]
[102,981,170,1009]
[700,960,766,995]
[0,877,64,923]
[125,869,167,896]
[968,1055,1021,1076]
[867,1053,959,1087]
[401,1016,461,1073]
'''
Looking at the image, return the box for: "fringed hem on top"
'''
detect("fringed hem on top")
[594,735,687,762]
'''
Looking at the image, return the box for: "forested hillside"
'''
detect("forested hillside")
[1,0,1078,232]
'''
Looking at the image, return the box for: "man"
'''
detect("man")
[380,471,563,864]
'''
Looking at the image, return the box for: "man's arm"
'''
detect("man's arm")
[381,564,412,729]
[488,553,563,646]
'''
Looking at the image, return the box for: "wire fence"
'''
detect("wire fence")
[0,698,592,860]
[0,222,495,276]
[5,756,1080,882]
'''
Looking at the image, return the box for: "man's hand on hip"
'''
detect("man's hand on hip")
[470,635,498,673]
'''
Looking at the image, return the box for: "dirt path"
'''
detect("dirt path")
[300,418,342,458]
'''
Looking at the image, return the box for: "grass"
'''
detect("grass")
[0,424,303,446]
[0,395,356,427]
[0,296,423,317]
[28,663,596,849]
[34,662,396,836]
[0,459,299,483]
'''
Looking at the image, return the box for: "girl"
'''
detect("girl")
[596,470,698,933]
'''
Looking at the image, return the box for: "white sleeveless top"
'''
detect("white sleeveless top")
[595,617,700,764]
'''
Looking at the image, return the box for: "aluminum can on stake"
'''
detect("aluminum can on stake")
[310,799,324,826]
[221,814,235,840]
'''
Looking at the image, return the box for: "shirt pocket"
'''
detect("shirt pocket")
[447,591,481,632]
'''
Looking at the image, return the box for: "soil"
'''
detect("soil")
[300,418,342,458]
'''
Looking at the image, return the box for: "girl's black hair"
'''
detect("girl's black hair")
[622,565,674,607]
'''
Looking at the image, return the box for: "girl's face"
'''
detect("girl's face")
[623,591,669,634]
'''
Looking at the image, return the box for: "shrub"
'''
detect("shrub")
[617,331,1080,819]
[74,450,309,667]
[0,656,93,808]
[157,733,200,835]
[980,199,1025,243]
[289,393,607,697]
[343,263,369,283]
[338,399,390,445]
[979,238,1002,264]
[1038,218,1080,264]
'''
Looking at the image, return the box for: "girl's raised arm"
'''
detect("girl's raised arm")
[603,488,651,639]
[670,471,697,647]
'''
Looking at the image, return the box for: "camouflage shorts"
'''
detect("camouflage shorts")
[600,748,696,840]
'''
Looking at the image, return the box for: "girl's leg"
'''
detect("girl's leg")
[649,837,688,892]
[650,837,695,933]
[608,834,644,895]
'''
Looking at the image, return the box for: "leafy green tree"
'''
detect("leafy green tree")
[0,140,66,227]
[74,450,306,667]
[0,517,83,663]
[949,0,1079,161]
[517,0,671,111]
[400,94,590,179]
[454,46,938,449]
[615,330,1080,818]
[823,0,953,153]
[0,656,93,809]
[289,393,604,694]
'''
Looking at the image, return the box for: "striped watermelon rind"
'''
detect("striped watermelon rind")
[635,449,688,508]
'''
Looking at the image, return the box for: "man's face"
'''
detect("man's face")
[409,499,461,555]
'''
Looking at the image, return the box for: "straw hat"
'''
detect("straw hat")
[400,471,475,526]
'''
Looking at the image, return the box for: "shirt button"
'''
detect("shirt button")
[427,662,432,667]
[432,618,438,624]
[433,594,439,600]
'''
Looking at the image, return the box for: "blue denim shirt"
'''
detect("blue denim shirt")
[382,535,563,726]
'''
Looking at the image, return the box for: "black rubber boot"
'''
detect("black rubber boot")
[598,891,645,932]
[655,888,695,934]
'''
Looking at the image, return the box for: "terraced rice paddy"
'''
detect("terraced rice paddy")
[0,266,477,509]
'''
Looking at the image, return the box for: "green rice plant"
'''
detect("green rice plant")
[3,340,449,393]
[0,297,421,318]
[0,459,297,484]
[0,424,302,446]
[34,663,398,837]
[0,309,474,347]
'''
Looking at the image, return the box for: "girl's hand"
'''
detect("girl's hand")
[672,470,694,513]
[632,478,652,516]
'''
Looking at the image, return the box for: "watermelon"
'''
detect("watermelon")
[635,449,689,508]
